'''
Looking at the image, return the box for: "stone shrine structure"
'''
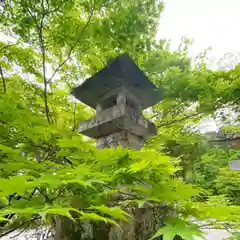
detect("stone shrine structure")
[70,53,163,240]
[71,53,162,149]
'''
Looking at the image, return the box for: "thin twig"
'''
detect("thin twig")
[72,100,77,132]
[51,188,66,202]
[28,187,38,201]
[9,61,32,84]
[22,1,38,27]
[118,191,138,198]
[0,228,17,239]
[0,41,20,53]
[0,65,6,94]
[157,112,202,128]
[47,0,66,14]
[38,189,52,204]
[0,216,41,239]
[107,186,138,198]
[149,107,180,121]
[9,223,31,239]
[9,216,41,239]
[45,0,50,12]
[148,112,163,120]
[209,137,240,143]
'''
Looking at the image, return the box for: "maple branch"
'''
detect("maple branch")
[51,188,67,202]
[22,1,38,27]
[45,0,50,11]
[28,187,38,200]
[0,216,41,239]
[0,228,17,239]
[21,1,51,122]
[157,112,203,128]
[199,222,235,231]
[23,0,93,123]
[208,137,240,143]
[0,41,20,54]
[38,0,51,123]
[47,7,94,83]
[0,65,6,94]
[72,100,77,132]
[22,0,52,123]
[47,0,66,14]
[9,221,33,239]
[38,188,53,204]
[149,107,177,121]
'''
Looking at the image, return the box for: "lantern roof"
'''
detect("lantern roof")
[71,53,163,109]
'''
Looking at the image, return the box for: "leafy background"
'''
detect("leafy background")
[0,0,239,239]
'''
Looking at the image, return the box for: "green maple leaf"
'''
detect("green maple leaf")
[150,219,204,240]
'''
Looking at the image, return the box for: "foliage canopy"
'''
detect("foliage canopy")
[0,0,239,239]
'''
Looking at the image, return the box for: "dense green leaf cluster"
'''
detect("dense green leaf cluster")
[0,0,240,239]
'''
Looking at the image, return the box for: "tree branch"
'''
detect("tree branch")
[51,188,66,202]
[208,137,240,143]
[72,100,77,132]
[148,111,164,120]
[47,8,94,83]
[28,187,38,201]
[22,1,39,27]
[38,189,53,204]
[22,0,51,123]
[47,0,66,15]
[0,228,17,239]
[23,1,94,123]
[9,221,32,239]
[0,41,20,54]
[38,0,51,123]
[0,65,6,94]
[157,112,203,128]
[0,216,41,239]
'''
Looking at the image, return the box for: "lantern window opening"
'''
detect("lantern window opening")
[101,94,117,111]
[126,97,138,110]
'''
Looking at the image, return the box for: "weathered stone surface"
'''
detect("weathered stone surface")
[96,131,143,149]
[79,103,156,141]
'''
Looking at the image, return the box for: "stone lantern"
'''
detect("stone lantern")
[72,53,162,149]
[70,54,164,240]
